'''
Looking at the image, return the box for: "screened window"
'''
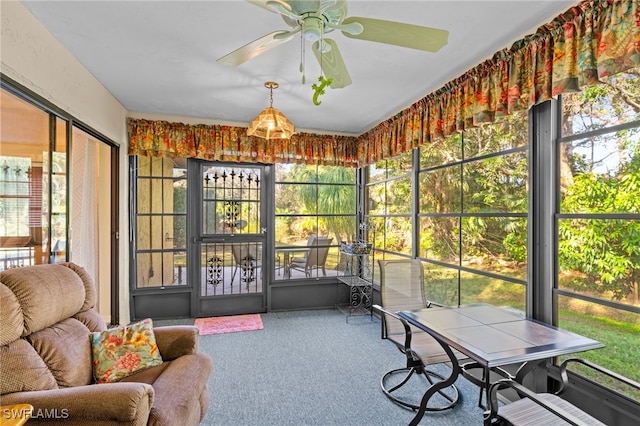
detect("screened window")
[365,152,413,259]
[134,156,187,288]
[418,111,528,308]
[557,68,640,394]
[365,112,529,308]
[274,164,356,279]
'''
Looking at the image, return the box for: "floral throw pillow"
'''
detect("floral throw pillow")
[90,318,163,383]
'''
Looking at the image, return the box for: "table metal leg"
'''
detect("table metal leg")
[408,340,462,426]
[483,368,491,408]
[461,362,513,409]
[515,359,547,383]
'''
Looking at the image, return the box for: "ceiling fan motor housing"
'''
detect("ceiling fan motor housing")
[281,0,348,41]
[302,16,324,41]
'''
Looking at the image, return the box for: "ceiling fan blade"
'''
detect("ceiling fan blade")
[245,0,287,13]
[217,30,296,67]
[342,17,449,53]
[319,0,344,15]
[312,39,351,89]
[266,0,303,21]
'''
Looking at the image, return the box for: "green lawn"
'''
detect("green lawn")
[558,308,640,399]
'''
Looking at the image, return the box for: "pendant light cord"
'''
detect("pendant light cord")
[269,84,274,107]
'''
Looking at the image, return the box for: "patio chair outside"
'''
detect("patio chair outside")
[289,235,333,278]
[373,258,460,411]
[231,244,261,288]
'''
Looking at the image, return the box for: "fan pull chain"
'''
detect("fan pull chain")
[300,31,306,84]
[319,31,324,79]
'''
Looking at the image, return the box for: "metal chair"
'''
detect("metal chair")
[231,244,261,288]
[484,358,640,426]
[288,235,333,278]
[373,259,460,411]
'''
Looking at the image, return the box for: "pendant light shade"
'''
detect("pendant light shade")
[247,81,295,139]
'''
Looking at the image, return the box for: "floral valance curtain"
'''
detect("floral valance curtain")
[128,0,639,167]
[355,0,639,165]
[127,120,360,167]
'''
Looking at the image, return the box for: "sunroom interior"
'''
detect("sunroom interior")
[1,0,639,424]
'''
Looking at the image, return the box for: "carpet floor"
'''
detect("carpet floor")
[157,309,485,425]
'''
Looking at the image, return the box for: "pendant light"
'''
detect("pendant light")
[247,81,295,140]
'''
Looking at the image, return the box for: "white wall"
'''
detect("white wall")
[1,1,131,322]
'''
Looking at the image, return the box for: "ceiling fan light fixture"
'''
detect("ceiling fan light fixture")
[247,81,295,140]
[302,16,323,42]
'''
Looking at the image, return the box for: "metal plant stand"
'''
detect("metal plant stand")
[337,241,374,322]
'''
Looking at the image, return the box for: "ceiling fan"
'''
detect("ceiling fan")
[217,0,449,89]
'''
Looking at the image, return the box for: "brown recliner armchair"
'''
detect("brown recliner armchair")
[0,263,213,425]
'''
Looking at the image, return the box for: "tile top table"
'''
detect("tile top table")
[397,303,603,426]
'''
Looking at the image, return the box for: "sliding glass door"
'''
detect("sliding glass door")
[1,83,119,325]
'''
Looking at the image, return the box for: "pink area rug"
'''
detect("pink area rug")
[194,314,263,336]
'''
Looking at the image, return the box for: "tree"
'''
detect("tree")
[294,165,356,243]
[558,68,640,305]
[558,138,640,304]
[366,154,414,254]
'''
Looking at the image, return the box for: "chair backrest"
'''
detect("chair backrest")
[293,235,318,262]
[0,263,107,394]
[305,236,333,268]
[231,244,259,265]
[378,259,426,336]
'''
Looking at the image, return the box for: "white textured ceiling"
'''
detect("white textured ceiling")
[22,0,577,135]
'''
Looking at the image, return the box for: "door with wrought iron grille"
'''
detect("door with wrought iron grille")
[192,162,266,316]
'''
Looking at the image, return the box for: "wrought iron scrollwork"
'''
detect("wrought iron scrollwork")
[223,201,240,229]
[239,255,257,283]
[206,256,224,287]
